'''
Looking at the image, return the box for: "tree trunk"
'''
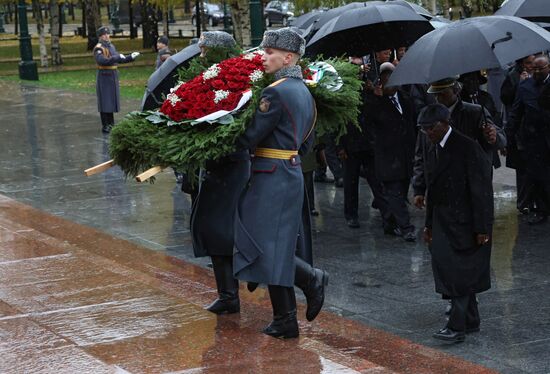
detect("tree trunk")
[32,0,49,67]
[184,0,190,14]
[162,0,168,36]
[50,0,63,65]
[129,0,136,38]
[14,3,18,34]
[58,3,63,38]
[140,0,158,49]
[84,0,101,50]
[230,0,250,47]
[81,0,87,37]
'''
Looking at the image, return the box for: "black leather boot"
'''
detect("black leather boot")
[295,257,328,322]
[263,285,299,339]
[206,256,240,314]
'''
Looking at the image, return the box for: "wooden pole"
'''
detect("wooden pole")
[84,159,115,176]
[135,166,164,182]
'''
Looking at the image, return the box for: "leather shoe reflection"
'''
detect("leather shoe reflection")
[433,327,465,342]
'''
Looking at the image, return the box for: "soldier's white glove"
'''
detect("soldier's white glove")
[131,52,140,59]
[119,53,126,59]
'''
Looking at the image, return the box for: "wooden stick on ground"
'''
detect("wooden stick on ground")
[135,166,164,183]
[84,159,115,176]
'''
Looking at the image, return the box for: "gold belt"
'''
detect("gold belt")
[97,65,118,70]
[255,148,298,160]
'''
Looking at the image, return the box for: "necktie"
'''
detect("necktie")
[390,95,402,114]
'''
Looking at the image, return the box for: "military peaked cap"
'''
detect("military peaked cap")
[427,76,459,93]
[96,26,110,37]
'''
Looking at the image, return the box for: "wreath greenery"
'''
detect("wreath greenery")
[109,54,362,181]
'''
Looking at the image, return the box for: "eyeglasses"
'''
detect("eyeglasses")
[533,64,549,72]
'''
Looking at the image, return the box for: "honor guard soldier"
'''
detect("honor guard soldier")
[94,26,140,133]
[233,28,328,339]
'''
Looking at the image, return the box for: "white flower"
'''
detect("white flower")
[167,93,180,106]
[213,90,230,104]
[170,81,184,93]
[243,50,264,60]
[203,64,221,80]
[249,70,264,82]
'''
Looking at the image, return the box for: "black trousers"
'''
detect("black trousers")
[100,112,114,127]
[316,136,343,180]
[303,171,315,210]
[381,179,414,233]
[528,177,550,214]
[447,293,480,331]
[343,151,386,220]
[516,167,533,211]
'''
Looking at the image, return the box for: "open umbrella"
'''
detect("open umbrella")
[312,2,384,32]
[386,0,433,20]
[429,16,452,29]
[387,16,550,87]
[495,0,550,23]
[141,43,201,111]
[290,10,325,29]
[306,3,433,58]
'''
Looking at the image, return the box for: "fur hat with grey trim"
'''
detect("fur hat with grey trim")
[260,28,306,57]
[198,31,236,49]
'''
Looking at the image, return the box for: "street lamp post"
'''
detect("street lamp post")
[222,0,230,34]
[0,6,6,33]
[249,0,263,47]
[17,0,38,80]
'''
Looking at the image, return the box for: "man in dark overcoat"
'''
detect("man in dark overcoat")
[233,28,326,338]
[189,32,250,316]
[366,62,417,241]
[508,55,550,224]
[419,104,494,342]
[94,26,140,133]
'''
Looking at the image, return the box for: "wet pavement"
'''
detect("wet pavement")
[0,80,549,373]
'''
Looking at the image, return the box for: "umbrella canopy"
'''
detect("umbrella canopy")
[387,15,550,87]
[141,43,201,111]
[386,0,433,20]
[312,2,383,32]
[429,16,452,29]
[290,10,325,29]
[306,3,433,58]
[495,0,550,23]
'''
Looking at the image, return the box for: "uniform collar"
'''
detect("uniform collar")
[274,65,303,81]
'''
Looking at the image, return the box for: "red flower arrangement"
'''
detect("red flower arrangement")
[160,51,266,122]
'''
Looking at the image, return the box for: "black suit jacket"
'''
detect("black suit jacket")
[425,130,493,250]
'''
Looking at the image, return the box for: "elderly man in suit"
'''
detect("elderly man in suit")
[234,28,327,339]
[419,104,494,342]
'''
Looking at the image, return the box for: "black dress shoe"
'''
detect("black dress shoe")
[304,269,329,322]
[347,218,360,228]
[247,282,259,292]
[101,125,112,134]
[262,310,299,339]
[206,297,240,314]
[402,231,416,242]
[528,212,548,225]
[310,209,320,216]
[432,327,465,342]
[384,227,402,237]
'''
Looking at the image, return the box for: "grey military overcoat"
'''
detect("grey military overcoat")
[233,76,316,287]
[94,40,134,113]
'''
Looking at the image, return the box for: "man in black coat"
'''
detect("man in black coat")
[413,77,505,210]
[419,104,493,342]
[508,55,550,225]
[366,62,417,241]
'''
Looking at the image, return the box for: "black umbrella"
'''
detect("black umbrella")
[141,43,201,111]
[387,16,550,87]
[306,3,433,58]
[312,2,383,32]
[386,0,433,20]
[495,0,550,23]
[290,10,325,29]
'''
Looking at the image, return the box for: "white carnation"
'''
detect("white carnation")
[213,90,230,104]
[167,93,180,106]
[243,50,265,60]
[170,81,184,93]
[203,64,221,80]
[249,70,264,82]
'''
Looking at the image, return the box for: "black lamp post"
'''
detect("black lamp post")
[249,0,263,47]
[17,0,38,80]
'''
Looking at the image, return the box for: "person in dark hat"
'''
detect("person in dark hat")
[233,28,327,339]
[94,26,141,133]
[155,35,172,70]
[418,103,493,342]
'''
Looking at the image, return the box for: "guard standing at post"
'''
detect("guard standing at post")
[234,28,327,339]
[94,26,140,133]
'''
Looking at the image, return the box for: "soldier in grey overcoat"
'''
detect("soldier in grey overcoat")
[233,28,327,338]
[94,26,140,133]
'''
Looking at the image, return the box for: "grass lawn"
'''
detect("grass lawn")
[1,65,154,99]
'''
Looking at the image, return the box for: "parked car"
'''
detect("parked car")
[192,2,232,27]
[264,1,294,27]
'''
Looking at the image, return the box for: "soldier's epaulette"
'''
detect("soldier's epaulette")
[268,78,287,88]
[94,43,102,49]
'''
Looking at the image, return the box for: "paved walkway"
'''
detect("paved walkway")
[0,80,549,373]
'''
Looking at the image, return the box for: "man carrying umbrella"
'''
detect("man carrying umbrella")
[419,103,493,342]
[508,55,550,225]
